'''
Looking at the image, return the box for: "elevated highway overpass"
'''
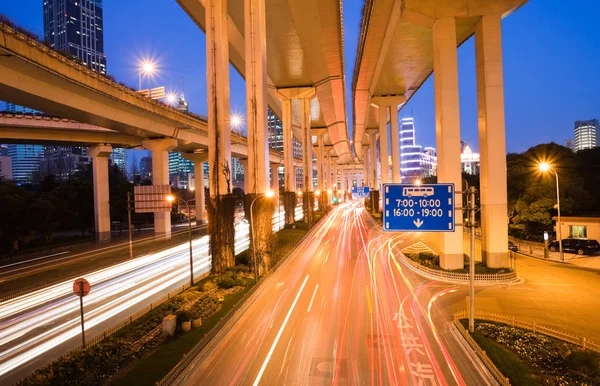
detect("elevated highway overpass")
[352,0,527,270]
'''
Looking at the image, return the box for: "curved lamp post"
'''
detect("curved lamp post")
[539,162,564,262]
[249,190,274,282]
[167,194,196,286]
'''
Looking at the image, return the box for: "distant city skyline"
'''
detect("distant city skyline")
[0,0,598,158]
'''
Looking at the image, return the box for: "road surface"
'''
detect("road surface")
[0,206,302,384]
[175,203,491,385]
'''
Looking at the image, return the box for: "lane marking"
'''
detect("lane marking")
[528,283,575,286]
[253,274,310,386]
[307,284,319,312]
[365,285,373,313]
[0,251,70,269]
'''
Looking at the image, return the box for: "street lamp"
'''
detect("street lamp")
[249,191,274,282]
[539,162,564,262]
[138,60,155,90]
[167,194,196,286]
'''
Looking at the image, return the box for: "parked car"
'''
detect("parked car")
[508,241,519,252]
[548,238,600,255]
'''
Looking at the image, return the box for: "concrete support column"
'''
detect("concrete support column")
[476,14,509,268]
[270,163,280,193]
[143,138,177,239]
[378,106,390,183]
[433,16,464,269]
[363,145,370,187]
[88,144,112,244]
[281,98,294,191]
[366,128,379,189]
[301,96,315,224]
[183,153,208,224]
[389,106,401,183]
[245,0,269,196]
[315,131,326,191]
[206,0,235,273]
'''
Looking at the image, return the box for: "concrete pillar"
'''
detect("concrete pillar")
[301,95,315,224]
[363,145,370,187]
[389,106,401,183]
[245,0,269,195]
[378,105,390,183]
[206,0,235,273]
[366,128,379,189]
[315,131,326,191]
[88,144,112,244]
[433,16,463,269]
[293,166,298,190]
[143,138,177,239]
[372,96,406,184]
[270,163,280,193]
[183,153,208,224]
[281,98,294,191]
[476,14,509,268]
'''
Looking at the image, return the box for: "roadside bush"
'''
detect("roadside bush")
[227,264,250,274]
[567,350,600,378]
[189,295,220,320]
[215,272,241,289]
[198,280,216,292]
[177,310,192,323]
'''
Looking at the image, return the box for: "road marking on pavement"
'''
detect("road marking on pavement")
[365,285,373,313]
[307,284,319,312]
[0,251,70,269]
[528,283,575,286]
[254,274,310,386]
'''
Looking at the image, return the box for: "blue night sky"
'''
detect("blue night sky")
[1,0,599,168]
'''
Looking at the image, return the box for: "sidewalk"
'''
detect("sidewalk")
[462,232,600,271]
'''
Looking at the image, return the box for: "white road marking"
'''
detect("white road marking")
[307,284,319,312]
[253,275,310,386]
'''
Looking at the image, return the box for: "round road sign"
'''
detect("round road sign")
[73,278,91,297]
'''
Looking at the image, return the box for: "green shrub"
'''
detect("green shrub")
[567,350,600,377]
[177,310,192,323]
[189,295,220,320]
[405,253,420,262]
[215,272,240,289]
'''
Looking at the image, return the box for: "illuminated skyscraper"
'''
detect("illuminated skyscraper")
[574,119,598,152]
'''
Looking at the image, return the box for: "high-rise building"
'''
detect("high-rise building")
[39,145,90,180]
[110,148,127,171]
[397,117,437,180]
[5,104,38,114]
[574,119,598,152]
[268,109,283,151]
[168,152,193,188]
[0,155,12,180]
[139,156,153,180]
[177,95,189,113]
[0,144,7,156]
[460,142,480,175]
[44,0,107,74]
[6,144,44,183]
[565,139,575,151]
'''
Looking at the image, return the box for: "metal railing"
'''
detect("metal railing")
[454,310,600,353]
[400,253,519,285]
[453,319,511,386]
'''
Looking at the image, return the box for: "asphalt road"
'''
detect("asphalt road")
[0,206,302,385]
[175,203,491,386]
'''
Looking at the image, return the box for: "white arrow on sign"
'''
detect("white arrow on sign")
[413,218,424,228]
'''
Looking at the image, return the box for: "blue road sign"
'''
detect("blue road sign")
[382,183,455,232]
[352,186,370,199]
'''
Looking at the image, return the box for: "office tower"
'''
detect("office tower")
[0,144,7,156]
[6,144,44,183]
[268,109,283,151]
[5,104,38,114]
[44,0,107,74]
[565,139,575,152]
[139,156,153,180]
[397,117,437,180]
[0,155,12,180]
[461,143,480,175]
[110,147,127,171]
[168,152,193,188]
[574,119,598,152]
[39,145,90,180]
[177,95,189,113]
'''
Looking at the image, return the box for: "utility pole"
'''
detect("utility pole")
[468,185,476,333]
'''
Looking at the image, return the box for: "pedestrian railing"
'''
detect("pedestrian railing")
[399,253,519,285]
[454,310,600,353]
[452,319,511,386]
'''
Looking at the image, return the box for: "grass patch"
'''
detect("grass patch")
[111,287,251,386]
[459,320,541,386]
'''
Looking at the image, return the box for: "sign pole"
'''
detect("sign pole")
[127,192,133,259]
[79,281,86,349]
[469,186,476,333]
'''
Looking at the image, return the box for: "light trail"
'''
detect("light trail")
[0,206,304,383]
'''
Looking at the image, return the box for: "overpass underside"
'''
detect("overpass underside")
[353,0,528,269]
